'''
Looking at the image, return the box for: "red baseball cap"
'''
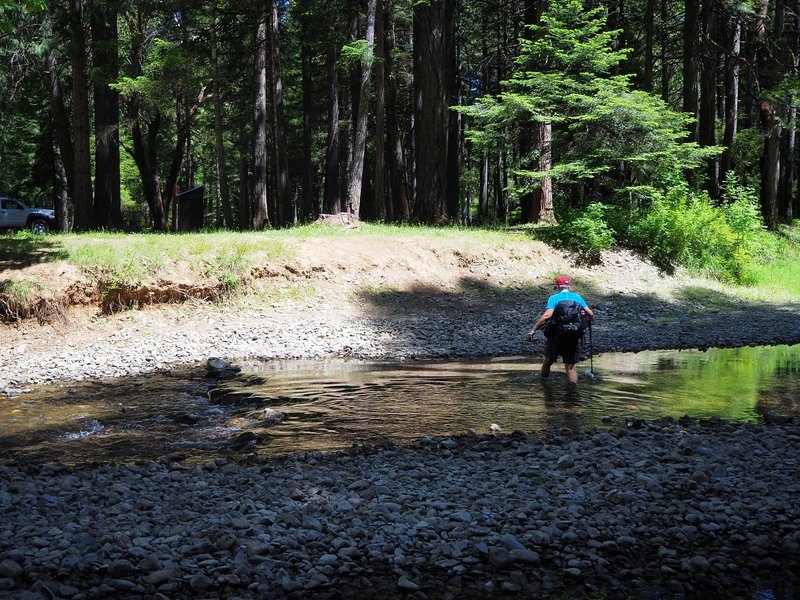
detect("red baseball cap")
[554,276,572,287]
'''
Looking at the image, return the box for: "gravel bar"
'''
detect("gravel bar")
[2,281,800,598]
[0,419,798,599]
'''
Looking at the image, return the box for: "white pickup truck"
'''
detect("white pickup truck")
[0,197,58,233]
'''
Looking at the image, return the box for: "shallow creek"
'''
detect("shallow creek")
[1,344,798,465]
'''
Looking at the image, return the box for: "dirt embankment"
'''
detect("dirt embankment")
[2,233,799,367]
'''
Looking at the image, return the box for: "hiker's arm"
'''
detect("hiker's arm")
[528,309,553,339]
[583,306,594,323]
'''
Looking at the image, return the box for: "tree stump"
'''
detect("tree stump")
[317,212,359,228]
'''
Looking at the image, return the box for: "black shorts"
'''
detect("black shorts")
[545,333,581,364]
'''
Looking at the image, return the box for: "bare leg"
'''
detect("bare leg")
[565,363,578,384]
[541,357,554,378]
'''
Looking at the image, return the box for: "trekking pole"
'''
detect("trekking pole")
[589,321,594,375]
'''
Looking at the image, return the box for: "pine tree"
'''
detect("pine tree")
[459,0,716,215]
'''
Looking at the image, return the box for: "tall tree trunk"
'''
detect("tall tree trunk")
[211,4,233,228]
[643,0,655,92]
[607,0,626,74]
[793,0,800,219]
[537,121,554,222]
[661,0,670,101]
[478,154,489,223]
[270,1,291,226]
[519,0,541,223]
[720,8,740,183]
[253,7,270,229]
[69,0,93,230]
[323,39,341,214]
[779,0,797,219]
[374,0,387,221]
[238,128,249,229]
[760,100,781,230]
[699,0,719,198]
[44,22,74,227]
[53,145,70,232]
[300,1,316,221]
[344,0,377,219]
[494,1,504,220]
[496,153,506,224]
[162,86,207,229]
[519,126,534,222]
[444,0,459,220]
[385,5,410,222]
[464,141,472,224]
[123,8,166,230]
[518,0,552,222]
[780,105,796,219]
[413,0,449,223]
[90,0,121,230]
[683,0,699,142]
[341,8,358,210]
[757,0,780,229]
[131,116,167,230]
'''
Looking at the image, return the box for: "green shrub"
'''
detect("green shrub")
[625,175,773,284]
[561,202,615,263]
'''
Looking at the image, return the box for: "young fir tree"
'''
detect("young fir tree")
[458,0,717,219]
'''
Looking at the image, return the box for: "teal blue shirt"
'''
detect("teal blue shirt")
[546,290,588,310]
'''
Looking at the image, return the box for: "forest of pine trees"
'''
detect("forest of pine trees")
[1,0,799,233]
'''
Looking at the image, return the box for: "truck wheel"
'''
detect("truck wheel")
[30,219,49,234]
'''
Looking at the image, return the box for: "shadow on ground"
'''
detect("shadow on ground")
[355,277,800,354]
[0,235,68,271]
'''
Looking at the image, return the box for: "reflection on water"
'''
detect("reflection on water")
[1,345,798,464]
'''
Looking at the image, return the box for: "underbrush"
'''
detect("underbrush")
[542,176,789,286]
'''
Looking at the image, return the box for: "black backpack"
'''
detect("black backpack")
[544,300,589,339]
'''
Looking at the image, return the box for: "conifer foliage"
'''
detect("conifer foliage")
[0,0,797,245]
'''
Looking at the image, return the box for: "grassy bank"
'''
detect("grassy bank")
[1,223,799,323]
[1,224,521,289]
[735,225,800,301]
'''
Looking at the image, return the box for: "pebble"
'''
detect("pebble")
[3,283,799,386]
[0,420,787,599]
[0,274,799,598]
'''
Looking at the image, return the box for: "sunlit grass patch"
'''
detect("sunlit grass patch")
[733,225,800,301]
[284,221,520,243]
[55,232,294,288]
[0,278,44,303]
[742,257,800,300]
[67,243,157,286]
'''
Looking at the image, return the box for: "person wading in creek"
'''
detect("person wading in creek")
[527,276,594,384]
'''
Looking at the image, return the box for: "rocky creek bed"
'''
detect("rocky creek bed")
[0,419,798,599]
[4,289,800,388]
[2,247,800,599]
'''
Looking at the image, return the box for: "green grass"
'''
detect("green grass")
[4,224,800,304]
[48,231,294,288]
[746,256,800,298]
[734,223,800,301]
[282,221,519,242]
[0,278,44,302]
